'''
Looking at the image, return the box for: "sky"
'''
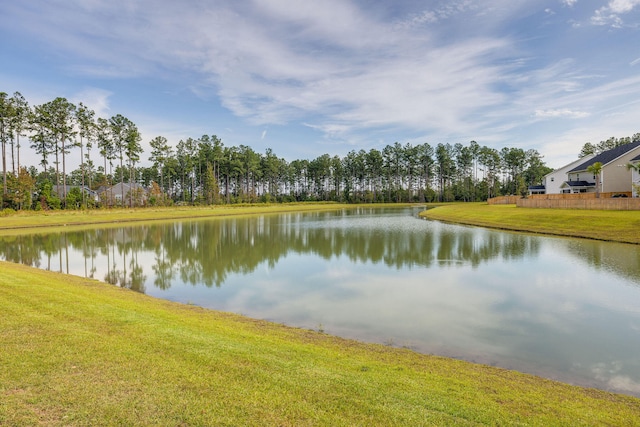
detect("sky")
[1,0,640,170]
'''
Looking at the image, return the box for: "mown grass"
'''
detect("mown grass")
[1,261,639,426]
[420,203,640,244]
[0,203,361,236]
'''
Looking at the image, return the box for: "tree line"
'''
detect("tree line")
[1,90,562,210]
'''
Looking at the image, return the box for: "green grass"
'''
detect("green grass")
[0,203,359,235]
[1,261,640,426]
[2,203,640,425]
[420,203,640,244]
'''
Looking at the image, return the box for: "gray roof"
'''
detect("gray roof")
[98,182,147,195]
[51,185,98,197]
[631,153,640,162]
[569,141,640,172]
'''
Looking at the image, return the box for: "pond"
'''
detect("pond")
[2,206,640,396]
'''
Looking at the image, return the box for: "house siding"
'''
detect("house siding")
[601,149,640,193]
[98,183,149,207]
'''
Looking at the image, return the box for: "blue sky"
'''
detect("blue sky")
[1,0,639,170]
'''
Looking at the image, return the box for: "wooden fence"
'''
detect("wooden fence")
[487,196,520,205]
[516,197,640,210]
[488,193,640,210]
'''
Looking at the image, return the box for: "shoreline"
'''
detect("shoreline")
[419,202,640,244]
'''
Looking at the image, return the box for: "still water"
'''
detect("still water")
[3,207,640,396]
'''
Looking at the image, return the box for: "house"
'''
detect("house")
[51,185,99,202]
[98,182,149,207]
[630,154,640,198]
[564,141,640,195]
[528,154,596,195]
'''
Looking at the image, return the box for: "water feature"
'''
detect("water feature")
[2,206,640,396]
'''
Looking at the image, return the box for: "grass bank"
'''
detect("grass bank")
[0,203,399,236]
[420,203,640,244]
[2,261,639,426]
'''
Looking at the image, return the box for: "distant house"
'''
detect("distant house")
[98,183,148,207]
[529,154,596,195]
[564,141,640,195]
[51,185,99,202]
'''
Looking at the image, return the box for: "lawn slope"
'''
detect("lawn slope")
[0,204,358,236]
[420,203,640,244]
[1,261,639,426]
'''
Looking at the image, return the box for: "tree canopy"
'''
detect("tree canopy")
[7,90,637,211]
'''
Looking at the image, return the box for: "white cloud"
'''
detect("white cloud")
[395,0,478,29]
[535,109,590,118]
[2,0,639,167]
[591,0,640,27]
[167,2,512,140]
[608,0,640,13]
[71,88,112,119]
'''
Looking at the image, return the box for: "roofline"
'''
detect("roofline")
[543,153,596,178]
[569,141,640,172]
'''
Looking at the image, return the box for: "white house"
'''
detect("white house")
[532,154,596,195]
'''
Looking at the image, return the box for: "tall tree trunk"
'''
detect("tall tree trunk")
[1,129,6,196]
[62,137,67,204]
[80,139,85,207]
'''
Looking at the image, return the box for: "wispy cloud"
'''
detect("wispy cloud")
[591,0,640,27]
[534,109,589,118]
[176,2,512,141]
[1,0,639,166]
[396,0,478,29]
[71,88,112,118]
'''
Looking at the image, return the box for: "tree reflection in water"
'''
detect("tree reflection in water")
[1,208,639,293]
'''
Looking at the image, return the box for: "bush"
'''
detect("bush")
[1,208,16,217]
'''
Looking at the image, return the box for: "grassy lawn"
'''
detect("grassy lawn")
[2,261,639,426]
[2,203,640,425]
[0,203,359,236]
[420,203,640,244]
